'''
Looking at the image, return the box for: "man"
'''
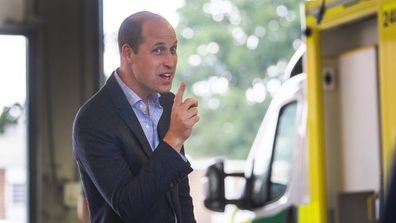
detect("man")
[72,11,199,223]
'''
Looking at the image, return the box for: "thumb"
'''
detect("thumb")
[174,82,185,105]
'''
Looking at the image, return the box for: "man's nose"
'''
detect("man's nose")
[163,53,177,68]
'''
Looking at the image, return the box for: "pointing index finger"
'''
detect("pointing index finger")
[174,82,185,105]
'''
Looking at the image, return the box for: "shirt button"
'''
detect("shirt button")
[146,125,150,129]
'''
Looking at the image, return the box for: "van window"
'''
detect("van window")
[251,101,297,205]
[268,102,297,201]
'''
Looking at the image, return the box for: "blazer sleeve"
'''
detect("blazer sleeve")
[73,115,193,222]
[178,174,196,223]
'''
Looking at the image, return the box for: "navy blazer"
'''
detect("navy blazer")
[72,73,196,223]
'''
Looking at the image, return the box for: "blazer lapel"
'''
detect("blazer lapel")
[106,72,153,158]
[157,94,171,140]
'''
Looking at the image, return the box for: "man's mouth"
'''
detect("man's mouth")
[159,73,172,80]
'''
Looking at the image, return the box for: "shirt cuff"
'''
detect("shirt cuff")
[178,153,188,162]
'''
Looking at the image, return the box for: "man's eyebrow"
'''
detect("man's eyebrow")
[152,41,178,47]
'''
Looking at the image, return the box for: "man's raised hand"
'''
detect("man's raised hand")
[163,82,200,152]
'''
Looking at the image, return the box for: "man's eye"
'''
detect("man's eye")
[170,46,177,54]
[152,47,164,54]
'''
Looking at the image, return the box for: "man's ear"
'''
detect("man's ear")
[121,44,134,62]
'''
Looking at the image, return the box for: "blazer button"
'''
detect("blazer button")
[170,182,174,188]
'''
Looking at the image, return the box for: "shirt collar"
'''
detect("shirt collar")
[114,70,161,108]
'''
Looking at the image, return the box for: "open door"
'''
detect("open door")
[336,46,380,223]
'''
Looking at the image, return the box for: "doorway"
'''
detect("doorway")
[0,34,28,222]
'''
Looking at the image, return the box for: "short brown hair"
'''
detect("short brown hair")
[117,11,164,54]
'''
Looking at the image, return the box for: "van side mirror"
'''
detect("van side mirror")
[203,160,226,212]
[203,160,246,212]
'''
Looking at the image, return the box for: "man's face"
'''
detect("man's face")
[128,18,178,99]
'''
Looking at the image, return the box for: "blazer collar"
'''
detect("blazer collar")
[106,71,153,158]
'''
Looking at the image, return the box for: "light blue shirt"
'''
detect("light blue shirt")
[115,71,163,150]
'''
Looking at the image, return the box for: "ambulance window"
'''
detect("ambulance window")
[251,101,298,206]
[268,101,297,201]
